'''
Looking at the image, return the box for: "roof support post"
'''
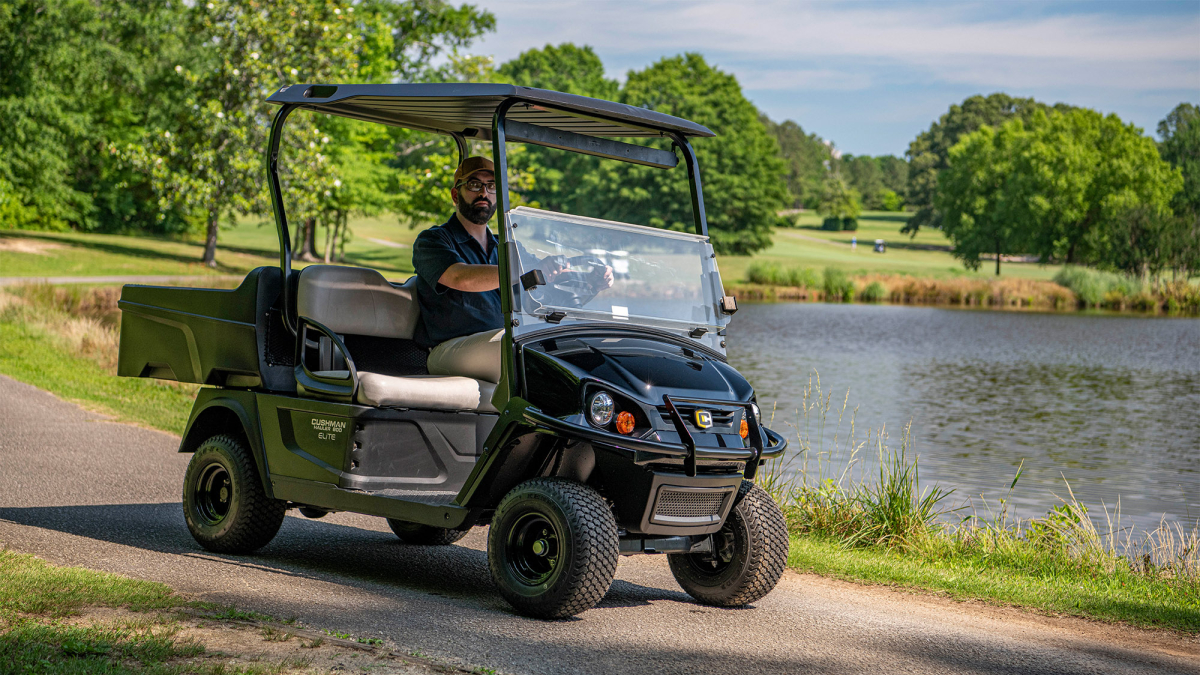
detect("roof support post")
[492,99,519,403]
[267,104,299,333]
[669,134,709,238]
[451,132,469,167]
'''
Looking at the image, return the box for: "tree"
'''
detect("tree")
[363,0,495,82]
[0,0,185,232]
[818,173,861,221]
[1155,103,1200,277]
[122,0,361,266]
[841,155,884,209]
[761,116,832,209]
[1013,109,1180,267]
[905,93,1073,235]
[935,123,1024,274]
[496,44,617,213]
[578,54,788,255]
[937,109,1182,275]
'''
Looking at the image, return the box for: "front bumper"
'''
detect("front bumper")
[522,404,787,476]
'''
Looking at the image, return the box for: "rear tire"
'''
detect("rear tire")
[488,478,618,619]
[183,434,286,554]
[668,481,787,606]
[386,519,469,545]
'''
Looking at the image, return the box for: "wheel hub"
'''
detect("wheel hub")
[194,463,232,526]
[506,514,561,585]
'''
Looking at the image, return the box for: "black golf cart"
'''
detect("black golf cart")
[117,83,789,618]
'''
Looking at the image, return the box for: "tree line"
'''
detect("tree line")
[1,1,1196,278]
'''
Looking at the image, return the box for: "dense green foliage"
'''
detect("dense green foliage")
[1,5,1194,272]
[840,154,907,211]
[937,109,1184,275]
[0,0,185,233]
[761,117,832,209]
[499,49,790,254]
[906,93,1075,235]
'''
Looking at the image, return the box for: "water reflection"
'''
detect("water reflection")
[727,303,1200,529]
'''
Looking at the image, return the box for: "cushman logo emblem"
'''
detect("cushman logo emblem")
[693,410,713,429]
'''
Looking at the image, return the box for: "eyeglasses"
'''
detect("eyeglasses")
[457,179,497,194]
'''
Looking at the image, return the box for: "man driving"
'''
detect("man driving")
[412,156,611,384]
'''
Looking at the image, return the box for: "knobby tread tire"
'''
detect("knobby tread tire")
[668,480,788,607]
[183,434,287,554]
[488,478,619,619]
[386,519,470,545]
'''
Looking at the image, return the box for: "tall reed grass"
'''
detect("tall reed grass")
[0,285,123,371]
[739,262,1199,314]
[758,374,1200,584]
[1053,266,1200,313]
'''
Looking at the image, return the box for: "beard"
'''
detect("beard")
[458,197,497,225]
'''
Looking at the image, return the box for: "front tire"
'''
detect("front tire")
[488,479,618,619]
[668,481,788,606]
[386,519,469,545]
[182,434,286,554]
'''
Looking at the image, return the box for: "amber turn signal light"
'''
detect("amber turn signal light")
[616,411,636,435]
[740,418,749,439]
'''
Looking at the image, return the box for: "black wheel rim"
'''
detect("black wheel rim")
[505,512,562,586]
[688,522,738,575]
[194,462,232,526]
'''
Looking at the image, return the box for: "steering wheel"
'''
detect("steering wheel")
[528,256,608,308]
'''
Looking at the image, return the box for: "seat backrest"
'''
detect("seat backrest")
[296,265,419,340]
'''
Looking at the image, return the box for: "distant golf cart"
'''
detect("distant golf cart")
[874,239,886,253]
[117,83,789,618]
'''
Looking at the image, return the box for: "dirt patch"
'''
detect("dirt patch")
[57,607,487,674]
[0,237,63,255]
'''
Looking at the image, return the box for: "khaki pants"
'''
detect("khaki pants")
[427,329,503,383]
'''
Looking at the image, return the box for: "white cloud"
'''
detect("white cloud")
[478,0,1199,90]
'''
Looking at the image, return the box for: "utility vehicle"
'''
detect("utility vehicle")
[117,83,789,618]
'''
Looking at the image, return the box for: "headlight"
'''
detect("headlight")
[589,391,615,427]
[751,403,761,424]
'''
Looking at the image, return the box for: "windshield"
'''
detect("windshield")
[506,207,727,351]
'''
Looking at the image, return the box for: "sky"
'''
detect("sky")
[472,0,1200,157]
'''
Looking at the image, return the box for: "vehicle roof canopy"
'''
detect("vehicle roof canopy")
[266,83,715,139]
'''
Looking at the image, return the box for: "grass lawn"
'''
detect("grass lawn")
[789,535,1199,633]
[717,211,1065,284]
[1,214,422,281]
[3,210,1066,286]
[0,549,412,674]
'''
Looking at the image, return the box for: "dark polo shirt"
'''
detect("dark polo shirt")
[411,214,502,349]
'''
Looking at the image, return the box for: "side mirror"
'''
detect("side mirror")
[719,296,738,315]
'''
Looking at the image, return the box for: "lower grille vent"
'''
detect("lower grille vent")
[651,486,734,525]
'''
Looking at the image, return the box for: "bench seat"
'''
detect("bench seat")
[316,371,497,412]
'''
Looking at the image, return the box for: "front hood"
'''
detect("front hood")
[523,334,753,406]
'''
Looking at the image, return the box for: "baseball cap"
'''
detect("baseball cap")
[453,156,495,184]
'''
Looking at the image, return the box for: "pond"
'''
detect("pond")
[726,303,1200,531]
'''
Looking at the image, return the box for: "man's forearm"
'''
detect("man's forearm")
[438,263,500,292]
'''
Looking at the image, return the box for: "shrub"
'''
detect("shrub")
[841,217,858,231]
[746,262,781,285]
[823,268,855,302]
[860,281,886,302]
[746,262,820,289]
[1053,266,1146,308]
[821,217,842,231]
[784,267,821,288]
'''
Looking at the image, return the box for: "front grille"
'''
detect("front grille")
[651,486,734,525]
[657,406,737,430]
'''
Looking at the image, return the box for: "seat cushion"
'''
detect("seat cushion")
[355,372,497,412]
[297,265,419,339]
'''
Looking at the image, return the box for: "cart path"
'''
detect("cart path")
[0,374,1196,675]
